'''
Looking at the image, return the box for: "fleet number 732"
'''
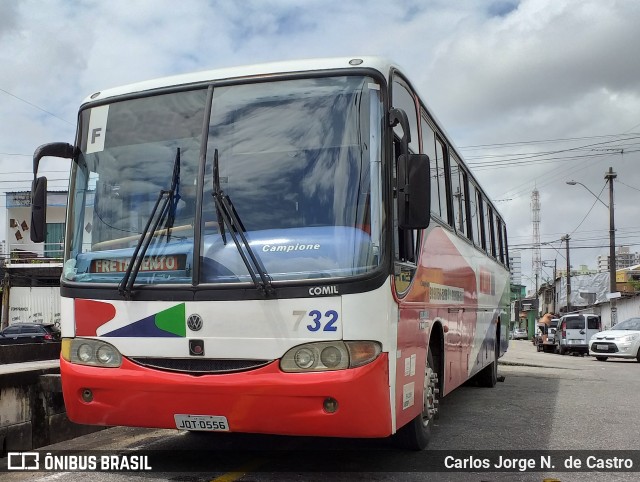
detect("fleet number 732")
[293,310,339,332]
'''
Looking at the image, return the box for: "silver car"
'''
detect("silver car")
[589,317,640,362]
[512,328,528,340]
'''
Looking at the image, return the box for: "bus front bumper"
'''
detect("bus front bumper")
[60,353,392,438]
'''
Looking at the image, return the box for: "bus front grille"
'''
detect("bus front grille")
[128,357,273,374]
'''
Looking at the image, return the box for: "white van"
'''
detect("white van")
[556,313,601,355]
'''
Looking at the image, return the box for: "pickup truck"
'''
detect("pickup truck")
[535,317,561,353]
[547,318,560,344]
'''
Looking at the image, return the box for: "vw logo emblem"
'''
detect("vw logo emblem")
[187,314,203,331]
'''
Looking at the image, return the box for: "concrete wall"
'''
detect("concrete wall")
[0,354,104,455]
[0,342,61,364]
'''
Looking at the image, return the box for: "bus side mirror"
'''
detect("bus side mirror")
[31,176,48,242]
[398,153,431,229]
[33,142,75,177]
[30,142,75,243]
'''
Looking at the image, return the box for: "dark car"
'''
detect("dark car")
[0,323,61,345]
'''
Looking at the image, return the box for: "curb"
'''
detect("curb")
[499,360,574,369]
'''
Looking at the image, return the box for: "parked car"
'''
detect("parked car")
[589,317,640,362]
[512,328,528,340]
[556,313,601,355]
[0,323,61,345]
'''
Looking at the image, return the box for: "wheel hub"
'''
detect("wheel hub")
[422,365,439,425]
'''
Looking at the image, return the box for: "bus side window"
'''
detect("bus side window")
[494,213,503,263]
[468,182,481,247]
[421,118,439,218]
[422,116,450,225]
[477,193,487,252]
[450,154,467,238]
[392,81,419,154]
[503,223,510,268]
[434,135,450,224]
[486,204,496,257]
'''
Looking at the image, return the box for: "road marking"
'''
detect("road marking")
[210,458,267,482]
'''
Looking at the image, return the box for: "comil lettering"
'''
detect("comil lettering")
[309,286,339,296]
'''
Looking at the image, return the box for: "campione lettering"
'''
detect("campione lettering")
[262,243,321,253]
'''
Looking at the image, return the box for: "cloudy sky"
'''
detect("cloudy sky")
[1,0,639,291]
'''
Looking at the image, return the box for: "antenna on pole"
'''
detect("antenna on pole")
[531,188,541,292]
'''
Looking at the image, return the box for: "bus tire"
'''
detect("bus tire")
[394,350,439,450]
[476,334,499,388]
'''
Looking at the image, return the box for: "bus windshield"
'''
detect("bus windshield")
[64,75,384,287]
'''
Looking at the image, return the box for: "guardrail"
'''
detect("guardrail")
[5,245,63,266]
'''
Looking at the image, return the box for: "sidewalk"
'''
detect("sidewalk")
[0,359,59,376]
[500,339,594,369]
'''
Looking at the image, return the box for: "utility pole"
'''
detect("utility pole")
[562,235,571,313]
[535,272,539,319]
[550,259,557,313]
[554,259,557,313]
[606,166,618,326]
[566,170,618,325]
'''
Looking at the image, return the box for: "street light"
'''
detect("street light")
[565,180,608,208]
[566,167,618,325]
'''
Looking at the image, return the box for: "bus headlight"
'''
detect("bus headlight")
[280,341,381,372]
[320,346,343,368]
[294,348,316,369]
[62,338,122,368]
[77,343,94,363]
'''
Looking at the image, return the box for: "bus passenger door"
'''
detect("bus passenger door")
[390,76,428,428]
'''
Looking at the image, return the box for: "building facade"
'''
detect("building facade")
[597,246,639,273]
[509,251,522,286]
[1,191,71,328]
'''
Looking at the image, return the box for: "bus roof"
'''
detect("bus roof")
[82,56,398,104]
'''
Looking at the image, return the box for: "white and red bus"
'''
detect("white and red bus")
[30,57,510,450]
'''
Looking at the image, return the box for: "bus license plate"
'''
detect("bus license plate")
[174,414,229,432]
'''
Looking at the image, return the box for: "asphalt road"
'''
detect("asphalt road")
[2,340,639,481]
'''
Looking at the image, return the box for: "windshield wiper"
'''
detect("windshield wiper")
[119,148,181,299]
[164,148,181,241]
[213,149,227,245]
[211,148,275,297]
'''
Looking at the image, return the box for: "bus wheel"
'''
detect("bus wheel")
[476,337,499,388]
[394,350,439,450]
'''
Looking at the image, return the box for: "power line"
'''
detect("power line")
[0,87,74,126]
[458,132,640,150]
